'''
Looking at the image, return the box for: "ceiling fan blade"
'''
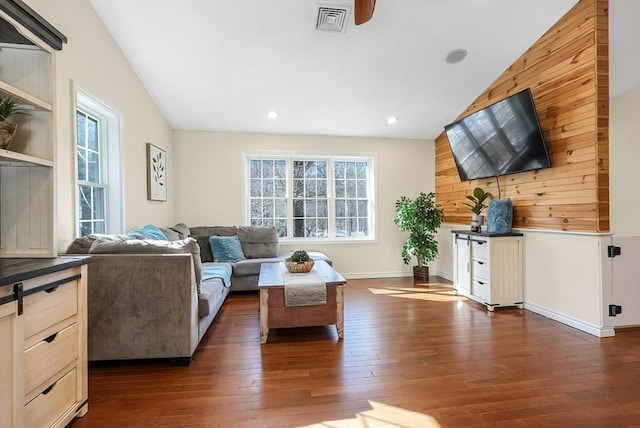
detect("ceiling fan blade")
[354,0,376,25]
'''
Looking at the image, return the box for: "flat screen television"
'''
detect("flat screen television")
[444,88,551,182]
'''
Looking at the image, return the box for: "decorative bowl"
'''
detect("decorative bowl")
[284,258,314,273]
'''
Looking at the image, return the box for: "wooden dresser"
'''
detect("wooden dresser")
[0,257,90,428]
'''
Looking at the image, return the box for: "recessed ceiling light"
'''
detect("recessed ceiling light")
[445,48,468,64]
[387,116,398,124]
[267,111,279,119]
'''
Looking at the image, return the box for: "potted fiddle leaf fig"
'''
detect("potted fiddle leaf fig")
[463,187,492,232]
[0,96,31,150]
[394,192,445,282]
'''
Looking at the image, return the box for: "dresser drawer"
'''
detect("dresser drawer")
[24,280,78,339]
[471,239,488,260]
[472,259,489,280]
[25,368,77,428]
[24,323,78,398]
[472,278,490,301]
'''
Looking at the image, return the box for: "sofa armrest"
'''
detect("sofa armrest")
[86,253,199,361]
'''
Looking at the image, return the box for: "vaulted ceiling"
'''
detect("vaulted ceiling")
[90,0,639,140]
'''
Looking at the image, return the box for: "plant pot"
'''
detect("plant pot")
[471,214,484,232]
[284,258,314,273]
[413,265,429,282]
[0,121,17,150]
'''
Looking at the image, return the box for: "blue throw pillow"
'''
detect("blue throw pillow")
[487,198,513,234]
[209,235,246,262]
[127,224,166,240]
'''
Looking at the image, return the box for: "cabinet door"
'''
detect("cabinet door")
[0,298,23,428]
[453,236,471,295]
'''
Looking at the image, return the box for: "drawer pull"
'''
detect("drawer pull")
[45,286,59,294]
[477,261,485,265]
[477,281,485,285]
[44,332,59,343]
[41,383,56,395]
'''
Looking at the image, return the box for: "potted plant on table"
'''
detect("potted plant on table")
[0,96,31,150]
[394,192,445,282]
[463,187,492,232]
[285,249,315,273]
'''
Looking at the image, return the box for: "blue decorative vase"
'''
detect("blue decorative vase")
[487,198,513,234]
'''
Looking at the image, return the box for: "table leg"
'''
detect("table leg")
[336,285,344,339]
[260,289,269,344]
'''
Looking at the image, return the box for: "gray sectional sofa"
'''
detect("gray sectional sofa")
[66,224,331,365]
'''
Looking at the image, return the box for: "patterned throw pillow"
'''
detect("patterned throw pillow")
[209,235,246,263]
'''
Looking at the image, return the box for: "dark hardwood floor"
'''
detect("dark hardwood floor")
[70,277,640,428]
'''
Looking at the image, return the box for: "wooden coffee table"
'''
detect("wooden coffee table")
[258,260,346,344]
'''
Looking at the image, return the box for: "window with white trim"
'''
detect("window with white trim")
[247,156,374,240]
[75,89,123,237]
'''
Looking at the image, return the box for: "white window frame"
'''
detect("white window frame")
[244,154,376,243]
[74,87,124,237]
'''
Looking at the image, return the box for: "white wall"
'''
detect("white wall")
[173,131,434,278]
[610,85,640,236]
[26,0,174,252]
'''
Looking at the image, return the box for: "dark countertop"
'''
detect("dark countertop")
[0,256,91,287]
[451,229,524,237]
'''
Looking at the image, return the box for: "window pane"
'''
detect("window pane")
[356,162,367,179]
[251,160,262,178]
[294,219,305,237]
[263,199,274,218]
[94,220,105,234]
[357,179,367,198]
[275,179,286,197]
[305,200,316,217]
[317,218,328,237]
[349,218,358,236]
[263,160,273,178]
[293,161,304,178]
[335,162,345,179]
[251,200,262,218]
[76,112,86,148]
[347,200,357,217]
[358,200,368,217]
[293,200,304,217]
[79,185,92,220]
[275,200,287,218]
[80,222,92,236]
[305,179,316,198]
[336,199,346,217]
[77,150,86,181]
[305,161,317,178]
[293,179,304,198]
[335,180,345,198]
[275,160,286,178]
[346,180,356,198]
[317,180,327,198]
[262,180,273,197]
[317,161,327,178]
[93,187,105,219]
[87,116,98,151]
[335,218,346,237]
[88,151,99,183]
[251,179,261,197]
[318,200,328,217]
[275,219,287,237]
[358,218,368,236]
[346,162,356,179]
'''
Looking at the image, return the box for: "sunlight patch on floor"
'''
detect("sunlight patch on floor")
[368,286,465,302]
[303,400,441,427]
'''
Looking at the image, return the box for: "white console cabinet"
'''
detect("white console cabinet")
[452,231,524,311]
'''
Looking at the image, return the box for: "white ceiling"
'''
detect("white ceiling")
[90,0,639,141]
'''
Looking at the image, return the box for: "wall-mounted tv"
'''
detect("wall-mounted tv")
[444,88,551,182]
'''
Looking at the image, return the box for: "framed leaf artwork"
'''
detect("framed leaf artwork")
[147,143,167,201]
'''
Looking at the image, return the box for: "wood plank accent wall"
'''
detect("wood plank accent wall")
[435,0,609,232]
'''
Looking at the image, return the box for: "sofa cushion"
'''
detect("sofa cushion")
[191,235,214,263]
[127,224,166,240]
[170,223,190,239]
[89,237,203,286]
[160,227,181,241]
[198,277,225,318]
[237,226,279,258]
[189,226,237,237]
[65,233,130,254]
[209,235,246,263]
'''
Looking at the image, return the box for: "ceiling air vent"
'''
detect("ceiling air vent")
[315,5,351,33]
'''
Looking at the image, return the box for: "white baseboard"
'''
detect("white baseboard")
[525,302,615,338]
[342,271,412,280]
